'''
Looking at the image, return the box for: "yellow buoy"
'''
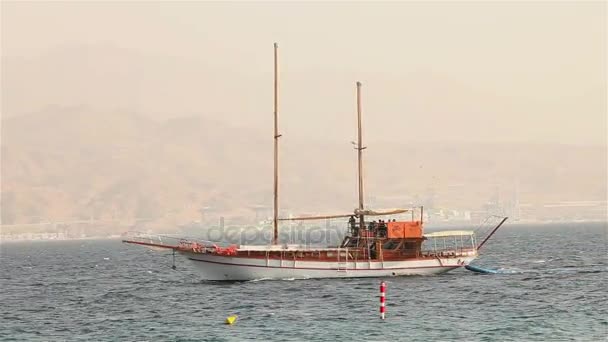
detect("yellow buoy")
[225,315,238,325]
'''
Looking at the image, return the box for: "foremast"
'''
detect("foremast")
[355,81,366,232]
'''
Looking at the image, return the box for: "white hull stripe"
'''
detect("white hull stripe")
[187,257,462,271]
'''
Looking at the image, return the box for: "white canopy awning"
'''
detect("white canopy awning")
[424,230,475,238]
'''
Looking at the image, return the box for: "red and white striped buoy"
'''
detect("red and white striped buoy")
[380,281,386,320]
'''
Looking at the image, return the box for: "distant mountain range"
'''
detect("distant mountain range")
[2,107,606,228]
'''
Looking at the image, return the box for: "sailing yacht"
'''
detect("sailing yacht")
[123,43,507,281]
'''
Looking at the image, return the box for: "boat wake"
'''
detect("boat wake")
[494,268,521,274]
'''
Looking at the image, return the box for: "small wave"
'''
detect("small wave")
[548,267,585,274]
[98,291,145,301]
[247,276,309,282]
[521,276,542,281]
[577,270,603,274]
[510,313,545,319]
[248,277,272,282]
[496,268,523,274]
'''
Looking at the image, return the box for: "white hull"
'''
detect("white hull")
[181,251,477,281]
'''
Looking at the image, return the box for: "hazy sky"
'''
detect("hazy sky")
[2,1,606,145]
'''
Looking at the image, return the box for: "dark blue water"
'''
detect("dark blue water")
[1,223,606,341]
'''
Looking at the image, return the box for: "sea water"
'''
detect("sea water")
[1,222,606,341]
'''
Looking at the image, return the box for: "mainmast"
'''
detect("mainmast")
[273,42,281,245]
[356,81,366,231]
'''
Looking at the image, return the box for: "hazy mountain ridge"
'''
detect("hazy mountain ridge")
[4,42,604,146]
[2,107,606,227]
[2,108,262,224]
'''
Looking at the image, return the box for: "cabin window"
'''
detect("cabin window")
[402,241,418,251]
[383,239,401,250]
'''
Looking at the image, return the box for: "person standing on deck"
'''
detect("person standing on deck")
[349,215,357,236]
[369,220,378,236]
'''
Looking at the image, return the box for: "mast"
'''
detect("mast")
[356,81,366,231]
[273,42,281,245]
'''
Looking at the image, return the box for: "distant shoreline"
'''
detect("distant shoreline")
[1,220,605,243]
[0,236,123,244]
[424,219,607,229]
